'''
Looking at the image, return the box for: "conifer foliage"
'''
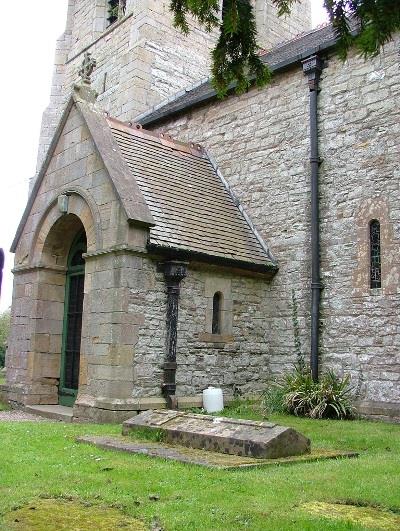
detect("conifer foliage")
[277,0,400,60]
[170,0,271,97]
[170,0,400,97]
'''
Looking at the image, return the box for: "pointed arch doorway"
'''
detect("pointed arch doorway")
[59,230,87,406]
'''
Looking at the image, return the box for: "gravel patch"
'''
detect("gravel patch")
[0,410,51,422]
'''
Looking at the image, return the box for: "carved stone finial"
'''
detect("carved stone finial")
[79,52,97,85]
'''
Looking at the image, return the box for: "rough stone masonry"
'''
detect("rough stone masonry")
[122,409,311,458]
[6,0,399,422]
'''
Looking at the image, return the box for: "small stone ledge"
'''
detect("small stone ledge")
[75,395,204,412]
[356,400,400,423]
[72,395,205,423]
[198,333,234,344]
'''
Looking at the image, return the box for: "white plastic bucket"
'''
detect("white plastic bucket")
[203,386,224,413]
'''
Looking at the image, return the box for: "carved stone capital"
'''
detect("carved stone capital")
[160,261,188,287]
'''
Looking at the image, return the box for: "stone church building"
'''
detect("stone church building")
[6,0,399,422]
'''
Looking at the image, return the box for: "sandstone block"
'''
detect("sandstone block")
[123,410,311,459]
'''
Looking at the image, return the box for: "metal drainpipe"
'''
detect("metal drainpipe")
[160,261,187,409]
[302,55,325,382]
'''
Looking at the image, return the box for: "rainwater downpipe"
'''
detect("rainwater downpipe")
[302,55,325,382]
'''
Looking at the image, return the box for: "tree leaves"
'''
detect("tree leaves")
[274,1,400,60]
[170,0,271,98]
[170,0,400,98]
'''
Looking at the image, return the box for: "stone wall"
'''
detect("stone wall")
[254,0,312,50]
[9,97,276,421]
[176,267,272,397]
[33,0,312,189]
[124,263,272,399]
[80,255,273,401]
[8,103,126,406]
[148,37,400,416]
[33,0,217,186]
[73,250,274,422]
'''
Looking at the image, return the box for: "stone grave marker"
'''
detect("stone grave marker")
[122,409,311,459]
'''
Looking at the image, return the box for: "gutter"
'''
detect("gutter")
[136,21,360,128]
[137,37,337,127]
[147,244,278,278]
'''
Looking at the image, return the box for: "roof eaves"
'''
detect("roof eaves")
[147,243,278,277]
[136,21,360,127]
[205,150,278,267]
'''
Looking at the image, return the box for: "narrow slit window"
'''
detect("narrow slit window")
[107,0,126,26]
[370,219,381,289]
[212,292,223,335]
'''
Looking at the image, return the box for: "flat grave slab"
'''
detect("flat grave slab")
[122,409,311,459]
[77,435,358,469]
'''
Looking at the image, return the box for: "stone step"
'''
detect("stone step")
[122,409,311,459]
[25,404,73,422]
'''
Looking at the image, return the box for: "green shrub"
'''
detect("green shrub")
[283,366,356,419]
[263,366,356,420]
[261,382,287,415]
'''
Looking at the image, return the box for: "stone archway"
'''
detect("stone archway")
[12,193,99,406]
[29,191,99,267]
[27,214,87,405]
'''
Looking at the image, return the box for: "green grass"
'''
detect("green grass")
[0,403,399,530]
[0,402,9,411]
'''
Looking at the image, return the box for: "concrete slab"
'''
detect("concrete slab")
[77,435,358,469]
[122,410,311,459]
[25,404,73,422]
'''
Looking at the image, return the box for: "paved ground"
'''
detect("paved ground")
[0,409,50,422]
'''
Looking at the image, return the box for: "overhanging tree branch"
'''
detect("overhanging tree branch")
[170,0,400,98]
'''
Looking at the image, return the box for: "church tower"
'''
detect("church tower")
[34,0,311,186]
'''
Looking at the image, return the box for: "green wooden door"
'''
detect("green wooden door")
[59,231,87,407]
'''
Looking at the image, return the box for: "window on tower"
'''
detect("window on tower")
[107,0,126,27]
[370,219,382,289]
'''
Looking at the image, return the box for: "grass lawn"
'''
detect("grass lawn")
[0,402,399,530]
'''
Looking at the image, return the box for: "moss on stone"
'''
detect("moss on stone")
[301,501,400,530]
[79,434,357,469]
[4,499,146,530]
[127,426,166,443]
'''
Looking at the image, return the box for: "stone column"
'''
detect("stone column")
[161,261,187,408]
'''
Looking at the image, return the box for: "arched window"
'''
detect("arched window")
[212,292,223,334]
[370,220,381,289]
